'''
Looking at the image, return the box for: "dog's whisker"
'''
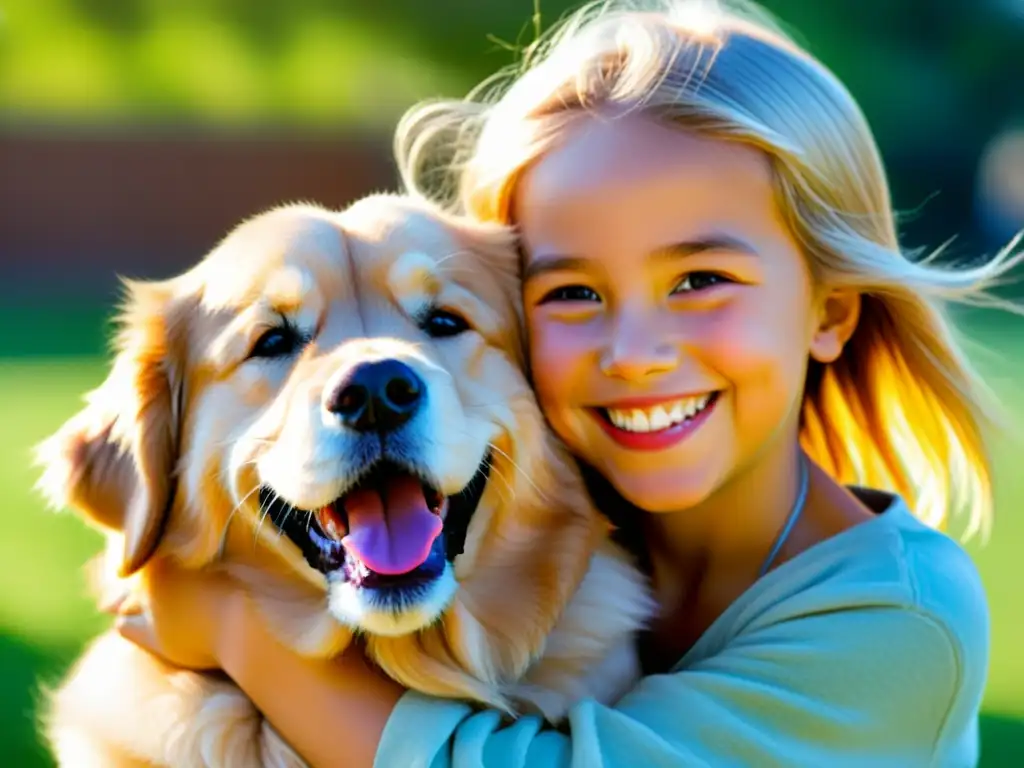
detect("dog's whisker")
[231,483,261,515]
[274,491,296,543]
[251,502,267,548]
[436,261,497,278]
[487,441,548,502]
[254,488,281,549]
[418,428,530,505]
[229,459,263,476]
[482,455,517,504]
[433,248,475,268]
[270,491,289,540]
[251,488,294,553]
[216,483,262,560]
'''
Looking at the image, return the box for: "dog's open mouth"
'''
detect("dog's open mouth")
[260,458,486,590]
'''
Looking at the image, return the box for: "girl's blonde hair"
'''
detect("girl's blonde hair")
[395,0,1023,540]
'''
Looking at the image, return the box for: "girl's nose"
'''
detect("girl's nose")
[599,307,679,381]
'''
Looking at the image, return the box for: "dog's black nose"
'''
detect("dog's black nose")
[326,359,425,433]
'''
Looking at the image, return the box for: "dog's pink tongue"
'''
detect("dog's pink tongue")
[341,476,442,575]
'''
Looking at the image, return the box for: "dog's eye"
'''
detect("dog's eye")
[421,308,470,338]
[249,326,303,360]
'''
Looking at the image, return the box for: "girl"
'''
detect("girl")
[115,1,1021,765]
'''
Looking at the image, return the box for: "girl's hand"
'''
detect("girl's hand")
[109,556,405,767]
[112,556,241,671]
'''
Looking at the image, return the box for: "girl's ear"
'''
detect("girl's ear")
[809,289,861,364]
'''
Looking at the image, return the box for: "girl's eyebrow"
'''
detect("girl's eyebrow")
[652,234,761,260]
[522,254,591,282]
[523,234,760,282]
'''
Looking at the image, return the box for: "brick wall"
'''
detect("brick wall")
[0,127,395,298]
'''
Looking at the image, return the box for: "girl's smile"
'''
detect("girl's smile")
[588,391,720,451]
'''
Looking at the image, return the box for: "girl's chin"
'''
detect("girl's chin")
[601,464,723,514]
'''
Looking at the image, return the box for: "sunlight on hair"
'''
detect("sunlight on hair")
[395,0,1024,542]
[667,0,720,34]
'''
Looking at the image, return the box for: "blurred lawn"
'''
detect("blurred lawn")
[1,304,1023,765]
[0,0,472,127]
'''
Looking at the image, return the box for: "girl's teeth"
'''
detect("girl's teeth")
[649,406,671,430]
[632,410,650,431]
[606,394,714,433]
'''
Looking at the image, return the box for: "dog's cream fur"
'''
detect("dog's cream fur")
[36,194,654,767]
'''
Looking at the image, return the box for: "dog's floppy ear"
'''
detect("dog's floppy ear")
[36,279,186,577]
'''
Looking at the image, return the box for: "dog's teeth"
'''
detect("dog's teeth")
[318,505,346,541]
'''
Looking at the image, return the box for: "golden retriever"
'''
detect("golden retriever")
[36,194,653,767]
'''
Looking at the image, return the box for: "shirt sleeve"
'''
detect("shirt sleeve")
[374,606,977,768]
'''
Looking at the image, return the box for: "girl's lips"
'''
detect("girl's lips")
[588,392,719,451]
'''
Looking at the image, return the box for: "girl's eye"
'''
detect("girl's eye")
[672,272,731,294]
[539,285,601,304]
[249,325,304,360]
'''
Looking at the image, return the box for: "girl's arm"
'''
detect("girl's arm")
[224,600,975,768]
[217,598,402,768]
[114,558,401,768]
[371,607,977,768]
[119,548,985,768]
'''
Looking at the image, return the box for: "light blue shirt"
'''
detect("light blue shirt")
[375,491,989,767]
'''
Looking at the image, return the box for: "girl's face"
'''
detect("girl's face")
[517,115,857,512]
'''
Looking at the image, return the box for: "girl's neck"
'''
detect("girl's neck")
[643,441,806,596]
[634,442,878,674]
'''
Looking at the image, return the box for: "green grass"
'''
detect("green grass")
[1,305,1023,765]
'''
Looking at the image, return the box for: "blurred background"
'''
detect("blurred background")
[1,0,1023,764]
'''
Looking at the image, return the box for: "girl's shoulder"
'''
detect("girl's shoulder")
[823,488,987,626]
[676,496,989,764]
[698,490,988,668]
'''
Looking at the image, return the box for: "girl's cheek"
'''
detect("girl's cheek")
[527,321,589,391]
[697,298,799,368]
[529,317,584,360]
[698,301,813,434]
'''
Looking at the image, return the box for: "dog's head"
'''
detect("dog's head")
[38,195,604,685]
